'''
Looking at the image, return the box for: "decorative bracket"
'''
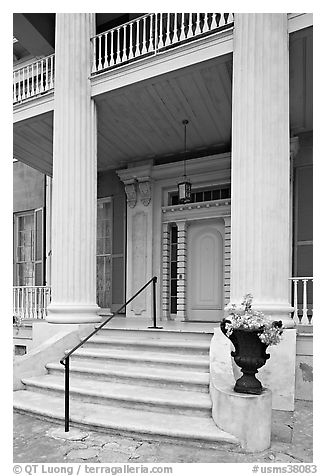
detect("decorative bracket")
[138,177,152,206]
[124,179,137,208]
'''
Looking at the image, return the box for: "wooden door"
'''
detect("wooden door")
[187,220,223,321]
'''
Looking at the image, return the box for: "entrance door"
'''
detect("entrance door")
[187,220,224,321]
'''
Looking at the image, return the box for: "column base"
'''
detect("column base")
[46,303,101,324]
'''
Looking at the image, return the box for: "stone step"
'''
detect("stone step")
[46,361,209,392]
[70,347,210,371]
[13,390,239,448]
[95,327,213,343]
[22,374,212,416]
[84,335,210,355]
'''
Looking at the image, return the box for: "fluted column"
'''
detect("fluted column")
[230,14,294,327]
[47,14,100,323]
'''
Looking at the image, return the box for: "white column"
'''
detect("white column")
[176,221,187,320]
[47,14,100,323]
[230,14,294,327]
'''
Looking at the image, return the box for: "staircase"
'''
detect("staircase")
[14,327,239,447]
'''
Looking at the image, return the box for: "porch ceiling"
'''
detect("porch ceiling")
[12,26,312,176]
[95,54,233,171]
[13,111,53,176]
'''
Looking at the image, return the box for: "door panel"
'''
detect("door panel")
[187,220,223,321]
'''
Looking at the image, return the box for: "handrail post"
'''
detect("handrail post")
[64,357,70,432]
[148,276,163,329]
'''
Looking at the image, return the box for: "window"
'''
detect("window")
[96,199,112,308]
[169,184,231,205]
[14,208,44,286]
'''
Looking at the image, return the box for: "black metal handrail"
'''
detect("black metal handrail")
[60,275,160,432]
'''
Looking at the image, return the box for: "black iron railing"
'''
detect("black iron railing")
[60,276,160,432]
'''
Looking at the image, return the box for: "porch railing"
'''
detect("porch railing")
[91,13,234,74]
[13,54,55,104]
[13,286,51,320]
[289,277,313,325]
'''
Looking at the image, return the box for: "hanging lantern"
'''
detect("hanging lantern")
[178,119,192,204]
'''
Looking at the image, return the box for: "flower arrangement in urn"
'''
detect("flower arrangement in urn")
[221,294,284,394]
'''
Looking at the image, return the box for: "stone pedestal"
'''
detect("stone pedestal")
[211,383,272,453]
[210,328,272,452]
[47,14,100,323]
[230,14,293,327]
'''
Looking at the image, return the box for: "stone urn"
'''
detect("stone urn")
[220,319,271,395]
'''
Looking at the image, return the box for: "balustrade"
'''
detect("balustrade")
[13,55,55,104]
[91,13,234,74]
[13,286,51,321]
[289,277,313,325]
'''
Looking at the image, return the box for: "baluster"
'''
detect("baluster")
[26,288,29,320]
[50,56,54,88]
[21,288,25,319]
[32,288,35,319]
[22,68,26,99]
[91,37,97,73]
[13,73,16,103]
[31,288,34,320]
[147,14,154,52]
[45,57,49,90]
[31,63,35,97]
[169,14,176,44]
[302,279,308,324]
[189,13,195,37]
[16,72,21,101]
[13,288,16,318]
[129,23,134,59]
[165,13,171,46]
[40,60,44,92]
[121,24,127,61]
[135,19,141,57]
[179,13,186,41]
[103,33,109,68]
[310,279,313,324]
[211,13,219,29]
[39,288,43,319]
[157,13,163,49]
[36,288,40,319]
[143,17,150,53]
[220,13,227,26]
[202,13,209,33]
[26,66,31,98]
[98,34,102,70]
[116,28,121,63]
[41,289,45,319]
[293,279,299,323]
[110,30,114,65]
[35,61,40,94]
